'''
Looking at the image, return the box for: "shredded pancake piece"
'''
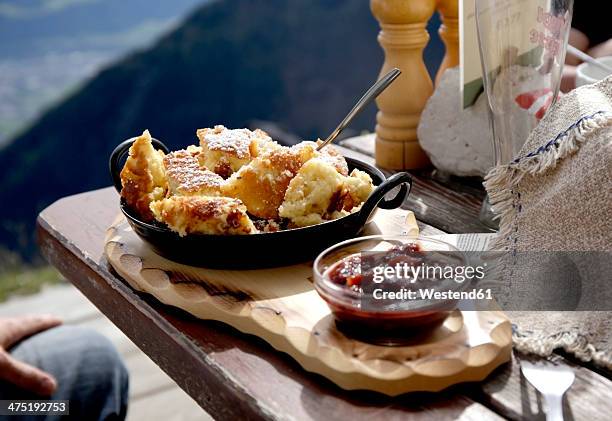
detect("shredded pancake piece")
[279,159,374,227]
[120,129,167,222]
[150,196,257,236]
[197,125,279,178]
[222,142,319,219]
[163,149,224,196]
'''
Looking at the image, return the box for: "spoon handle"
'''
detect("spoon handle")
[317,68,401,151]
[567,45,612,73]
[544,393,564,421]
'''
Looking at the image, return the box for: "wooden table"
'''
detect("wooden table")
[37,136,612,420]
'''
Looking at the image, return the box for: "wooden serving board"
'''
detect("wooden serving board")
[104,209,511,396]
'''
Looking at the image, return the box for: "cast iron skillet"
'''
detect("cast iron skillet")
[109,137,412,268]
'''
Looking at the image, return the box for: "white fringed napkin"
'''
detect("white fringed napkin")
[484,76,612,369]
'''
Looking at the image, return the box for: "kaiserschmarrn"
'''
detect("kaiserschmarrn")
[221,142,319,219]
[196,125,279,178]
[120,130,167,222]
[119,126,376,236]
[150,196,256,236]
[163,149,224,197]
[278,159,374,227]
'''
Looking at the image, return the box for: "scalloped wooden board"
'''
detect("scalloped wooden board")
[104,209,511,396]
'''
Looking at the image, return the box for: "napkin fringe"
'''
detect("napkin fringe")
[513,328,612,370]
[485,111,612,365]
[484,111,612,250]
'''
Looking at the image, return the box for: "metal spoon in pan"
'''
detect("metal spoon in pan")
[316,68,401,151]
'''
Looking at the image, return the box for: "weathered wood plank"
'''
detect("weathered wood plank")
[338,133,377,157]
[35,187,612,421]
[38,228,265,419]
[335,144,493,234]
[471,352,612,421]
[36,188,504,420]
[122,349,181,401]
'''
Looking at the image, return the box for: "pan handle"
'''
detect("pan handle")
[109,137,170,193]
[356,172,412,225]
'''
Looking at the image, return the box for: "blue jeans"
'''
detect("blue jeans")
[0,326,129,420]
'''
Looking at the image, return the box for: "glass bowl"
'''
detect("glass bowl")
[313,235,469,344]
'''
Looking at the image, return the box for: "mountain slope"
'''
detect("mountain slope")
[0,0,205,145]
[0,0,442,257]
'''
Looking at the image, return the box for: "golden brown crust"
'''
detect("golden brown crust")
[163,149,224,196]
[196,125,279,177]
[278,159,374,227]
[150,196,257,236]
[222,143,318,219]
[120,130,167,222]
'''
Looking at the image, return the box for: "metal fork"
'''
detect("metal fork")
[519,356,575,421]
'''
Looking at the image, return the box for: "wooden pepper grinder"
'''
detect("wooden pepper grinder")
[435,0,459,85]
[370,0,435,170]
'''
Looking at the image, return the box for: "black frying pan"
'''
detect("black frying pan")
[109,138,412,268]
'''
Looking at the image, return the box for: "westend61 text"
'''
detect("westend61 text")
[373,288,493,301]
